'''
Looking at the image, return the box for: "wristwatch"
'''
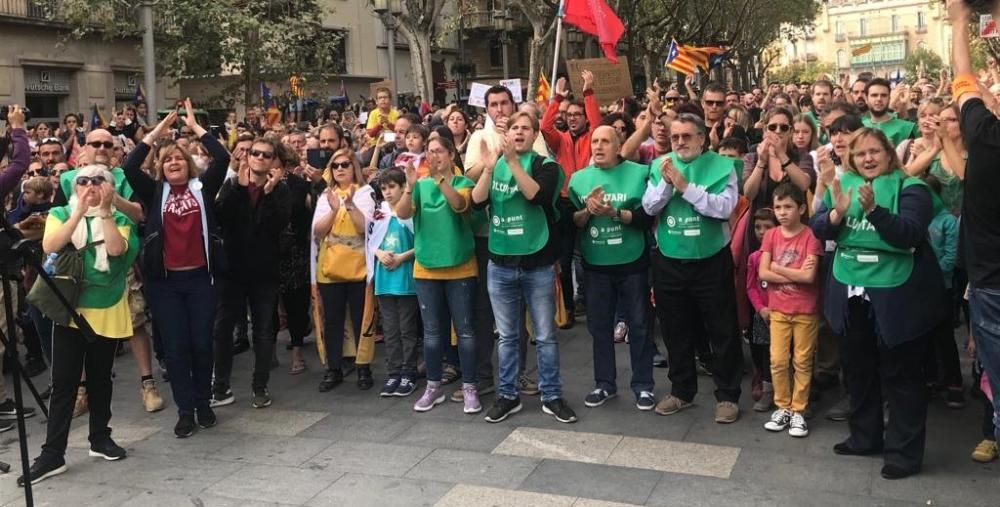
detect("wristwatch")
[436,175,446,186]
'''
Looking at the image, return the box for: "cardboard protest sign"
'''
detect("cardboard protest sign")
[566,56,633,106]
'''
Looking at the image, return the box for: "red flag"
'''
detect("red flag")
[562,0,625,63]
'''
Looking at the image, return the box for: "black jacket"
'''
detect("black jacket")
[122,133,229,280]
[811,184,947,347]
[215,176,292,282]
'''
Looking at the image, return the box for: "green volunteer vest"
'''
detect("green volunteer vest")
[413,175,476,268]
[862,116,916,147]
[61,167,134,201]
[823,169,926,288]
[488,152,564,256]
[650,151,734,260]
[568,160,648,266]
[49,205,139,309]
[806,110,828,145]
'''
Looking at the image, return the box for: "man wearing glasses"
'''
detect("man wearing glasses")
[700,83,729,150]
[642,113,742,424]
[212,137,291,409]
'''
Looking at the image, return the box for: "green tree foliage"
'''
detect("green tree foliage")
[769,62,835,84]
[902,46,944,84]
[53,0,344,107]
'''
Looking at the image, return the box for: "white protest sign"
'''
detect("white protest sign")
[468,82,491,108]
[500,79,523,103]
[982,14,998,38]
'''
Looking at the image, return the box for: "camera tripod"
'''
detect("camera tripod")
[0,239,101,507]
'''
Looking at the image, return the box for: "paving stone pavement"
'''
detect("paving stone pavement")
[0,322,997,506]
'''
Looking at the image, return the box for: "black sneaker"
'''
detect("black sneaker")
[318,369,343,392]
[0,398,37,419]
[395,376,417,397]
[174,414,196,438]
[196,406,217,429]
[89,438,127,461]
[636,391,656,411]
[251,388,272,408]
[0,420,14,433]
[357,365,374,390]
[542,398,578,423]
[210,388,235,407]
[584,389,615,408]
[17,456,67,486]
[380,377,401,398]
[484,397,523,423]
[159,360,170,382]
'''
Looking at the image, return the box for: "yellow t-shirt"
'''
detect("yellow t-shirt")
[366,108,400,134]
[317,186,366,283]
[44,214,134,339]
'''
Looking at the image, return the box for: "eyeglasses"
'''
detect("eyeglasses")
[87,141,114,149]
[767,124,792,133]
[564,112,585,118]
[75,175,107,186]
[670,133,695,142]
[329,161,353,170]
[249,149,274,160]
[664,96,683,102]
[703,100,725,107]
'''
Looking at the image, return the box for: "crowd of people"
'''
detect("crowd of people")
[0,0,999,488]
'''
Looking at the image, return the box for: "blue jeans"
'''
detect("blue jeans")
[414,277,477,384]
[584,269,655,397]
[970,285,1000,443]
[488,262,562,402]
[146,268,217,415]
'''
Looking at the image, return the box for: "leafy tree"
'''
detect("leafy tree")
[50,0,344,108]
[374,0,449,102]
[902,46,944,84]
[769,62,835,84]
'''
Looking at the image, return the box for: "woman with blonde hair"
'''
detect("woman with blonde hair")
[812,127,947,479]
[313,148,372,392]
[121,100,230,438]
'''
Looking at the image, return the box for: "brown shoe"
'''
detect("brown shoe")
[654,395,693,416]
[141,379,165,412]
[73,386,88,418]
[714,401,740,423]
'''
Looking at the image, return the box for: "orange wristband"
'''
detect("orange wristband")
[952,74,979,99]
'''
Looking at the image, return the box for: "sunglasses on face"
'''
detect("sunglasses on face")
[664,96,682,102]
[75,175,107,186]
[249,149,274,160]
[330,161,353,170]
[767,123,791,133]
[87,141,114,149]
[703,100,725,107]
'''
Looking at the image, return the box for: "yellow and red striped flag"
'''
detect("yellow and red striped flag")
[536,71,551,104]
[665,40,698,75]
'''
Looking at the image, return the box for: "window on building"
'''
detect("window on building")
[859,18,867,36]
[489,38,503,68]
[917,12,926,29]
[837,50,847,68]
[891,15,898,33]
[836,21,844,35]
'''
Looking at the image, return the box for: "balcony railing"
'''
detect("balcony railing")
[464,8,529,31]
[0,0,56,19]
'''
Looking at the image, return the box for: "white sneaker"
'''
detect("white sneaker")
[763,408,792,432]
[788,411,809,437]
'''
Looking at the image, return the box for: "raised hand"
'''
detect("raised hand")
[264,166,284,194]
[555,77,569,98]
[404,160,418,186]
[99,181,115,212]
[756,137,771,164]
[857,182,875,213]
[327,187,341,214]
[182,97,198,129]
[581,70,594,93]
[831,178,853,217]
[237,161,251,187]
[494,115,510,134]
[816,146,836,185]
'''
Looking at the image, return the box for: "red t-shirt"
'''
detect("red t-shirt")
[760,226,823,315]
[163,184,207,270]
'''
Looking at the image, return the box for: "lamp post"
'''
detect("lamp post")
[493,7,512,79]
[140,0,156,125]
[373,0,402,100]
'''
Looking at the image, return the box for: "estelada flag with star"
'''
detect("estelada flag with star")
[562,0,625,63]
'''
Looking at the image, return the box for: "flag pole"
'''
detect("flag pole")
[549,0,566,100]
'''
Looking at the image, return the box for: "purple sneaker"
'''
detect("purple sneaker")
[413,385,445,412]
[462,385,481,414]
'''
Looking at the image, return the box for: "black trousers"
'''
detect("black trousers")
[842,298,928,471]
[923,289,963,390]
[42,326,118,461]
[213,277,278,392]
[556,198,577,313]
[279,284,312,348]
[318,281,365,371]
[653,248,742,403]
